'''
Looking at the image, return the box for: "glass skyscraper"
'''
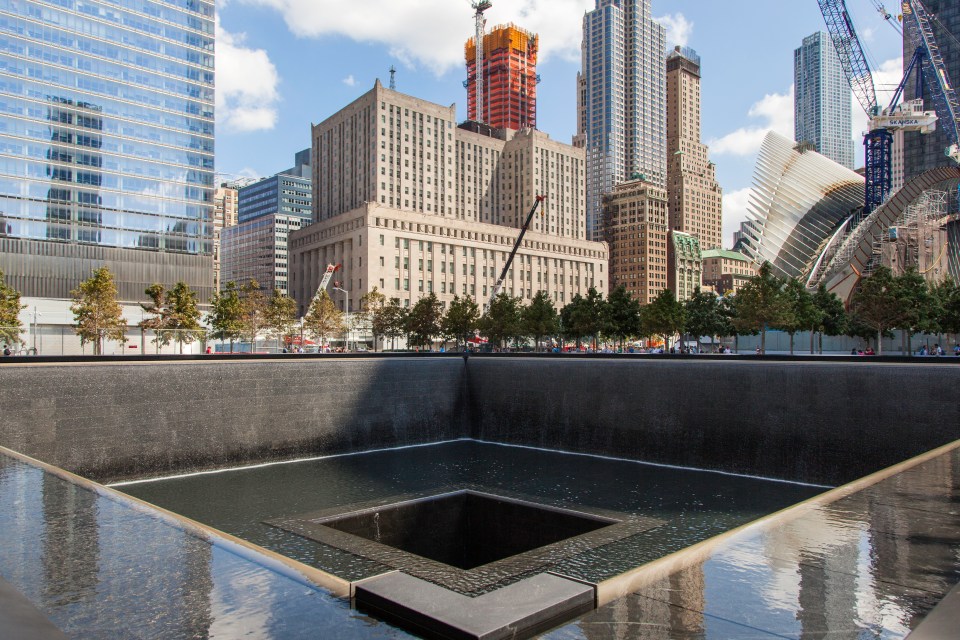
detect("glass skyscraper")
[0,0,215,302]
[577,0,666,242]
[794,32,854,169]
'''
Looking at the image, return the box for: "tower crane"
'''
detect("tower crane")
[816,0,955,215]
[899,0,960,165]
[470,1,492,124]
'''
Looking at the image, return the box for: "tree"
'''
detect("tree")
[849,266,901,355]
[206,281,244,352]
[442,295,480,351]
[894,268,933,355]
[641,288,686,350]
[583,287,606,348]
[140,283,172,352]
[522,291,560,351]
[683,287,726,351]
[0,269,25,348]
[604,285,640,349]
[265,288,298,349]
[560,290,604,349]
[379,298,408,350]
[778,278,819,355]
[165,281,202,354]
[406,293,443,350]
[71,266,127,355]
[239,280,268,349]
[730,262,792,354]
[479,293,522,350]
[359,287,387,351]
[303,289,344,349]
[935,279,960,342]
[811,284,846,354]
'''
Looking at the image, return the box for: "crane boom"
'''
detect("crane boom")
[818,0,878,115]
[488,195,545,307]
[901,0,960,161]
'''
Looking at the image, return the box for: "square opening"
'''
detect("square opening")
[319,490,614,570]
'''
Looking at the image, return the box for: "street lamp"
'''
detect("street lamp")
[333,286,350,351]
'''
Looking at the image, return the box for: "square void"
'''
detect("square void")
[267,487,663,594]
[322,490,613,570]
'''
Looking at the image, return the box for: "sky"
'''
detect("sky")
[215,0,905,247]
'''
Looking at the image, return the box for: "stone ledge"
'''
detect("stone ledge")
[354,571,594,640]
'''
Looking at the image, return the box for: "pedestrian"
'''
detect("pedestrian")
[935,344,944,356]
[2,344,10,357]
[755,346,761,355]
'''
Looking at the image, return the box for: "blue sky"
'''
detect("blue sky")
[215,0,904,246]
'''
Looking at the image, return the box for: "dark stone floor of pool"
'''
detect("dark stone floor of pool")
[116,440,824,591]
[1,441,958,638]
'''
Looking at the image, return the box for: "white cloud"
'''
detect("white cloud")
[655,13,693,49]
[216,18,280,132]
[709,87,795,156]
[722,187,755,247]
[240,0,595,75]
[342,75,357,87]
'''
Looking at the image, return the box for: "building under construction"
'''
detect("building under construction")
[465,23,539,130]
[879,189,954,284]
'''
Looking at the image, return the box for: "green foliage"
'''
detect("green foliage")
[683,287,725,343]
[265,288,298,346]
[441,295,480,350]
[849,266,901,355]
[560,288,604,347]
[936,279,960,336]
[0,269,25,347]
[359,287,387,351]
[604,285,640,346]
[777,278,817,354]
[140,283,172,349]
[522,291,560,351]
[406,293,443,349]
[812,284,847,336]
[641,288,685,347]
[303,289,344,347]
[71,266,127,355]
[379,298,408,350]
[730,262,791,354]
[479,293,522,349]
[206,282,244,351]
[239,280,268,346]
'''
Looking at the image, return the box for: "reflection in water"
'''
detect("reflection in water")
[551,446,960,638]
[0,454,412,639]
[40,473,100,610]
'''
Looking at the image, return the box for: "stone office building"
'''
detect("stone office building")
[289,82,607,314]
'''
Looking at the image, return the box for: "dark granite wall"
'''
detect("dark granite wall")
[1,357,957,485]
[468,358,960,485]
[0,359,468,482]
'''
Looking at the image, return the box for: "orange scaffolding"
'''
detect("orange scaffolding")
[465,24,539,130]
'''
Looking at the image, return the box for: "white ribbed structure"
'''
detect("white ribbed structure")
[742,132,864,280]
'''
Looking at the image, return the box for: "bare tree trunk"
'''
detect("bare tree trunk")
[877,329,883,356]
[810,328,815,355]
[761,327,766,354]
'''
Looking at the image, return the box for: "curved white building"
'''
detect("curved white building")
[742,132,864,280]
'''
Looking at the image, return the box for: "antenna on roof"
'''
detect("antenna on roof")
[389,65,396,90]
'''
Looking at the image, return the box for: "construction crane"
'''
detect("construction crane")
[471,0,492,124]
[900,0,960,164]
[488,195,545,307]
[817,0,938,213]
[305,263,341,312]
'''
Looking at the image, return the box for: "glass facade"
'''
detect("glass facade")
[0,0,214,299]
[579,0,666,242]
[794,32,854,169]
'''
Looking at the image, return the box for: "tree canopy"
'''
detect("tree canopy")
[71,266,127,355]
[0,269,25,348]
